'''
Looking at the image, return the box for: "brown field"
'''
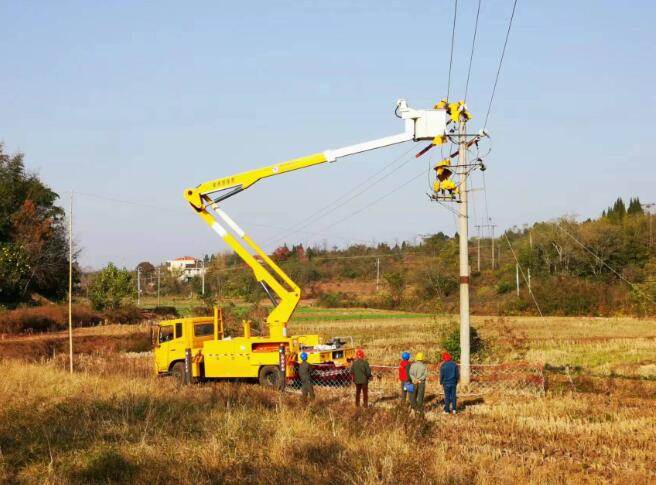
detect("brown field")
[0,311,655,484]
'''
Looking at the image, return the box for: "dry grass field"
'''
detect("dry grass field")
[0,310,655,484]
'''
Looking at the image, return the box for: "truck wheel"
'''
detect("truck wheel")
[259,366,282,389]
[171,362,185,384]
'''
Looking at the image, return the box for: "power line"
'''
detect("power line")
[74,191,186,214]
[481,170,491,232]
[555,221,656,305]
[503,232,545,318]
[319,167,429,232]
[446,0,459,100]
[464,0,482,102]
[70,190,373,245]
[483,0,519,128]
[266,145,417,245]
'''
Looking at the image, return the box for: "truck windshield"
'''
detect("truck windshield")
[159,326,174,343]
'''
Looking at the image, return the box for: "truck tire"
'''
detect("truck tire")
[259,366,282,389]
[171,362,185,384]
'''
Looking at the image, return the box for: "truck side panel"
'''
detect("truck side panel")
[203,339,280,378]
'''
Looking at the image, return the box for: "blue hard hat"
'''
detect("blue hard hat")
[401,351,411,361]
[300,352,308,361]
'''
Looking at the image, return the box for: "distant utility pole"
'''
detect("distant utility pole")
[157,267,161,306]
[491,224,497,269]
[643,203,655,248]
[68,191,74,374]
[201,260,205,295]
[516,263,520,296]
[527,267,531,290]
[376,257,380,291]
[477,221,497,269]
[474,225,482,272]
[457,114,471,386]
[137,267,141,306]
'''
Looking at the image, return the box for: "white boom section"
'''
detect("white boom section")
[323,99,447,162]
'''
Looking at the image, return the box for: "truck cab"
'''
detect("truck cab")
[154,316,216,379]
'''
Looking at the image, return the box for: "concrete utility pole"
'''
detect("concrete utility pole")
[491,224,496,269]
[528,267,531,290]
[474,225,481,272]
[68,191,74,373]
[137,267,141,306]
[157,267,161,306]
[376,257,380,292]
[457,115,471,386]
[476,221,497,270]
[516,263,520,296]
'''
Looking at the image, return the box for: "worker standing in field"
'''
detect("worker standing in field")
[399,351,412,402]
[440,352,459,414]
[298,352,315,402]
[409,352,428,411]
[351,349,372,407]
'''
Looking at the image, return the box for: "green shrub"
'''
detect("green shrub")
[150,306,179,317]
[318,292,343,308]
[496,282,513,294]
[440,325,484,361]
[0,244,31,306]
[103,304,142,324]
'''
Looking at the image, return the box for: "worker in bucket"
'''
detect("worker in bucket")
[298,352,315,402]
[399,351,412,402]
[440,352,459,414]
[351,349,372,408]
[409,352,428,411]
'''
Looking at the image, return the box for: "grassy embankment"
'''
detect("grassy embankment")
[0,309,655,483]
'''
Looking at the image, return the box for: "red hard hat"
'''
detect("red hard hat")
[442,352,452,361]
[355,349,365,359]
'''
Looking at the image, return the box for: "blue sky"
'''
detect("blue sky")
[1,1,654,268]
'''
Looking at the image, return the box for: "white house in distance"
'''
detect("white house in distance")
[165,256,207,281]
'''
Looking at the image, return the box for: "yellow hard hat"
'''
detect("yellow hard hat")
[416,352,425,361]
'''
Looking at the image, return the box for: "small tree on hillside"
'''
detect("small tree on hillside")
[385,272,406,307]
[627,197,643,215]
[271,245,292,262]
[89,263,133,310]
[136,261,155,277]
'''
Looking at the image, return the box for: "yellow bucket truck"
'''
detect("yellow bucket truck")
[154,99,455,387]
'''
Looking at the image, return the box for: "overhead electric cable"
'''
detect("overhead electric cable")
[464,0,482,102]
[319,167,429,232]
[555,221,656,305]
[483,0,519,128]
[266,145,417,245]
[481,170,491,229]
[70,190,374,245]
[503,233,545,319]
[446,0,459,101]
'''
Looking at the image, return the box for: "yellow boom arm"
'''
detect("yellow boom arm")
[184,99,449,338]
